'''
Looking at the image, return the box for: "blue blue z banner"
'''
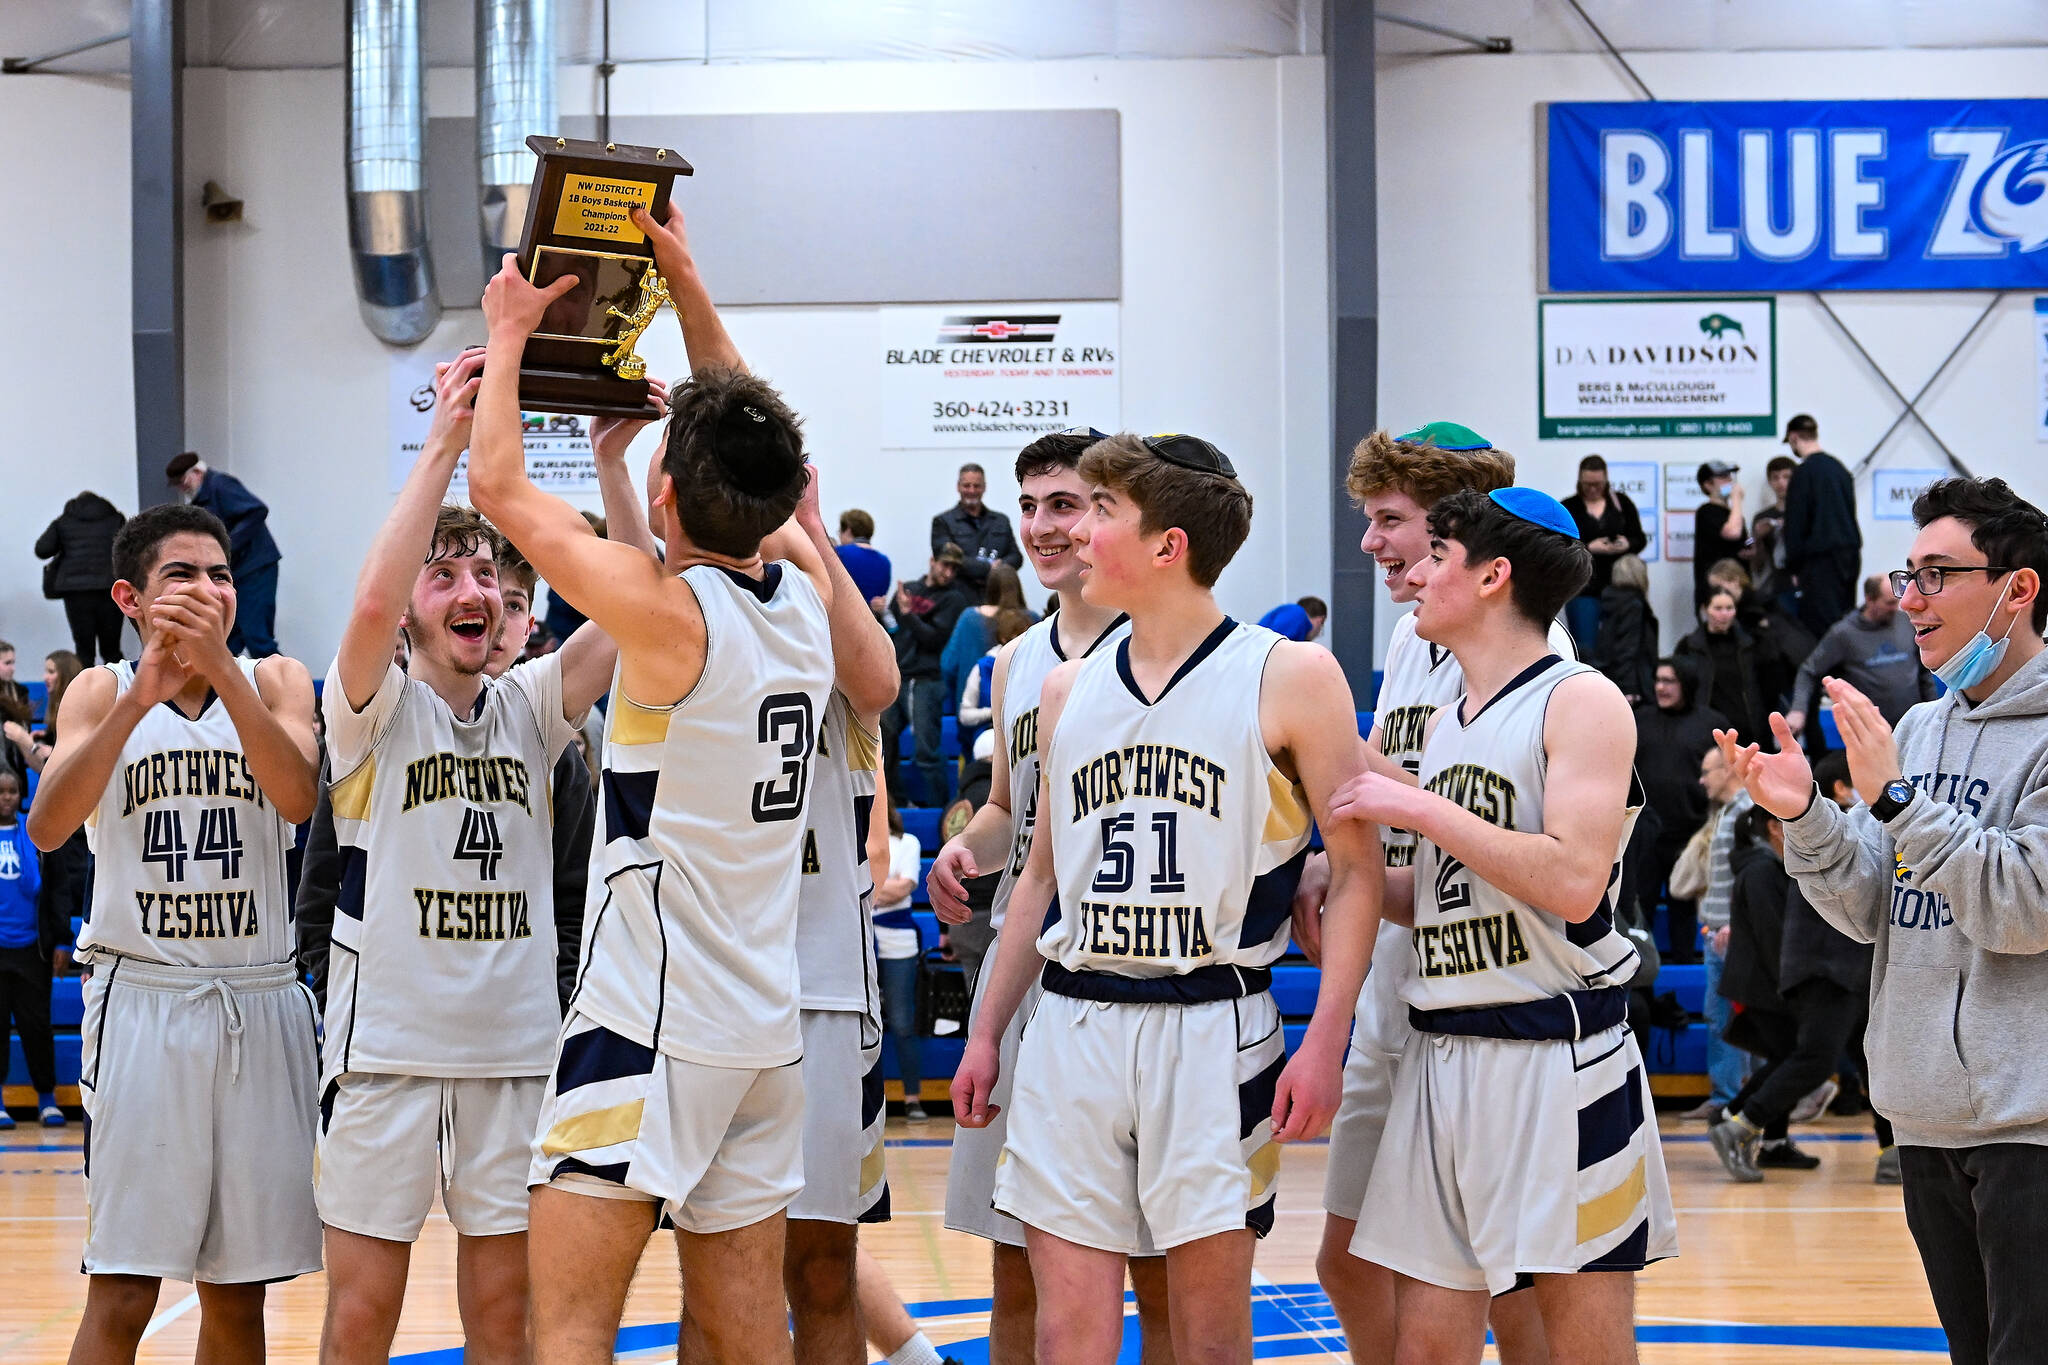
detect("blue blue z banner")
[1545,100,2048,292]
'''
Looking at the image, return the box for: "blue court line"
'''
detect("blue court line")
[388,1282,1949,1362]
[1664,1132,1878,1143]
[0,1142,85,1153]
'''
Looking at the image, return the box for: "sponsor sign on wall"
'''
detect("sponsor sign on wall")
[880,303,1120,448]
[1663,463,1708,563]
[1539,297,1776,439]
[1605,460,1660,561]
[389,352,601,494]
[1874,469,1945,522]
[1544,101,2048,293]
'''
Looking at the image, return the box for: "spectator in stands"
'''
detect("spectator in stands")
[0,675,31,795]
[1706,557,1807,722]
[1562,454,1648,652]
[1678,588,1769,746]
[958,607,1035,750]
[886,543,973,803]
[1637,658,1727,965]
[931,463,1021,590]
[1693,461,1747,609]
[1781,750,1899,1182]
[4,652,81,777]
[1786,574,1937,742]
[1256,596,1328,642]
[871,799,928,1120]
[1592,553,1659,704]
[1748,455,1799,613]
[1735,475,2048,1357]
[0,769,63,1129]
[0,642,25,717]
[1691,745,1754,1119]
[1708,805,1819,1178]
[941,562,1033,721]
[34,491,127,665]
[166,451,282,656]
[836,508,893,613]
[1781,414,1863,639]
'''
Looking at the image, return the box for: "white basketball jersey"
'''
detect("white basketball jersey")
[1403,655,1641,1012]
[321,653,575,1079]
[79,659,296,968]
[572,562,833,1068]
[1039,621,1311,978]
[795,690,881,1015]
[992,610,1129,931]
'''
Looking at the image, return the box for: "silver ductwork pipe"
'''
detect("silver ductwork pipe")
[345,0,439,345]
[477,0,556,276]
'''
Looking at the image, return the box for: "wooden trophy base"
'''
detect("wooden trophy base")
[516,365,662,420]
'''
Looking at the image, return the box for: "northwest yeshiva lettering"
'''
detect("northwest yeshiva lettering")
[801,829,821,875]
[1079,900,1213,960]
[1424,762,1519,828]
[1379,704,1435,760]
[120,748,265,817]
[412,888,532,941]
[135,890,260,939]
[401,752,533,815]
[1413,911,1531,978]
[1008,705,1039,767]
[1068,744,1226,823]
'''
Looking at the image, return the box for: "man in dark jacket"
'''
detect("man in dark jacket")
[885,543,972,803]
[35,492,127,665]
[166,452,282,656]
[1780,414,1863,640]
[1786,574,1937,739]
[1635,657,1729,963]
[930,463,1021,590]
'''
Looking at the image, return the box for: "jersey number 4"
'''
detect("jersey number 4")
[752,693,816,823]
[454,807,505,880]
[142,807,245,882]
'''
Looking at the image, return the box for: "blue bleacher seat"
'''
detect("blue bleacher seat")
[51,976,82,1029]
[6,1034,81,1089]
[1661,962,1707,1015]
[1356,710,1374,738]
[895,716,964,762]
[913,859,935,907]
[1818,707,1843,751]
[900,807,944,854]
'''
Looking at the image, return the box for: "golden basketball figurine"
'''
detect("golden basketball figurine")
[600,268,671,381]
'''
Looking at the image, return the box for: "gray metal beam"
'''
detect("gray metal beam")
[131,0,184,510]
[1328,0,1378,699]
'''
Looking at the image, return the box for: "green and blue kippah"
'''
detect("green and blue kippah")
[1396,421,1493,452]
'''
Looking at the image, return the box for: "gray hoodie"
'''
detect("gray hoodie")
[1784,645,2048,1149]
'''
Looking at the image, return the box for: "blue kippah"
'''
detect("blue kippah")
[1489,487,1579,540]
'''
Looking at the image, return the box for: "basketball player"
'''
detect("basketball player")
[469,204,833,1365]
[1302,423,1560,1365]
[314,350,636,1365]
[763,472,900,1365]
[929,428,1179,1363]
[952,432,1381,1364]
[1330,488,1676,1364]
[28,504,321,1365]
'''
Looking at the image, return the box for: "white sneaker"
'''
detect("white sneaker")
[40,1105,65,1127]
[1788,1079,1840,1125]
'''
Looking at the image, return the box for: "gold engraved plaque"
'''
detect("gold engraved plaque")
[551,174,656,244]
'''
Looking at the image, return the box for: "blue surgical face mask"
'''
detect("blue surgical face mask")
[1934,573,2020,692]
[1717,482,1735,499]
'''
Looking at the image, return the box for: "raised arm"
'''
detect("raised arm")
[769,464,895,716]
[1266,643,1382,1142]
[25,666,131,850]
[338,350,483,711]
[587,379,666,560]
[631,204,744,375]
[928,640,1022,922]
[1333,671,1635,922]
[472,255,692,655]
[948,658,1078,1126]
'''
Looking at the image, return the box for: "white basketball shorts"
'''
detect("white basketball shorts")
[528,1011,803,1235]
[1351,1021,1679,1295]
[79,957,323,1283]
[789,1008,889,1224]
[1323,924,1416,1222]
[316,1072,545,1241]
[943,962,1037,1248]
[994,988,1284,1255]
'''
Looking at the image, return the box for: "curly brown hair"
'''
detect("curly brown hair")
[1345,429,1516,509]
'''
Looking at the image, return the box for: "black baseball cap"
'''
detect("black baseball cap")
[1697,460,1739,482]
[1784,413,1818,441]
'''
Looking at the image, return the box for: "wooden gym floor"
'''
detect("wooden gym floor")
[0,1109,1944,1363]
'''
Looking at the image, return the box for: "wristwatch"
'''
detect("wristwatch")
[1871,779,1916,824]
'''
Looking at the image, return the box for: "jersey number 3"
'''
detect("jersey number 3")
[752,694,816,823]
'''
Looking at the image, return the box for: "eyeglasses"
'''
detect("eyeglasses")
[1888,565,2011,598]
[1141,433,1238,478]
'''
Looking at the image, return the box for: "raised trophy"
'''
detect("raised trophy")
[510,135,693,418]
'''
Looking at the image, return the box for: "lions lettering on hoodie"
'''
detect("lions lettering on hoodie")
[1784,647,2048,1150]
